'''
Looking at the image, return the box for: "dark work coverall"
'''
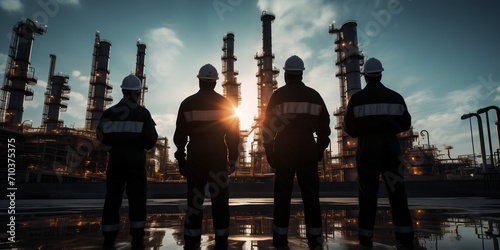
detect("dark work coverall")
[173,85,239,247]
[344,81,414,245]
[263,78,331,247]
[97,97,158,240]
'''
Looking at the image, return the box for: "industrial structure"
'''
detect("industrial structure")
[328,21,365,180]
[0,19,47,128]
[42,54,71,133]
[252,11,280,175]
[221,32,247,169]
[327,21,481,181]
[0,15,495,184]
[327,21,430,181]
[85,31,113,131]
[0,20,171,183]
[136,40,148,106]
[221,33,240,110]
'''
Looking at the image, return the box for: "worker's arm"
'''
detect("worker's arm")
[143,109,158,150]
[395,97,412,134]
[344,95,359,138]
[96,110,111,146]
[173,103,188,160]
[262,95,278,167]
[316,98,331,160]
[226,103,240,161]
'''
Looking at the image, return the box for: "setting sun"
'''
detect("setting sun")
[231,102,257,131]
[234,107,242,118]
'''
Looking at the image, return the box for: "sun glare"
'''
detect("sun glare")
[234,107,242,118]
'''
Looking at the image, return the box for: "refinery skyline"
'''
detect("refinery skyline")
[1,0,500,161]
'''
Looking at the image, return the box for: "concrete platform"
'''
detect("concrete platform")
[6,180,500,199]
[1,197,499,249]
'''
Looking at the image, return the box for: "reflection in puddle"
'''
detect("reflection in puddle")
[2,201,500,249]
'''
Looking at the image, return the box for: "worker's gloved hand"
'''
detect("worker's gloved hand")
[265,150,276,168]
[177,158,187,177]
[227,160,236,175]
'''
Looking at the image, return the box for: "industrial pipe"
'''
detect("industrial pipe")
[461,113,488,172]
[477,106,500,149]
[477,107,495,169]
[420,130,430,148]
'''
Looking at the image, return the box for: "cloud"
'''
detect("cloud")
[406,84,491,123]
[144,27,184,91]
[256,0,336,61]
[399,75,420,88]
[67,91,86,107]
[0,0,23,12]
[405,90,433,108]
[64,91,87,120]
[407,84,497,154]
[151,113,177,134]
[138,26,187,140]
[72,70,89,82]
[413,112,461,144]
[57,0,81,6]
[446,85,491,115]
[37,79,47,89]
[305,61,336,101]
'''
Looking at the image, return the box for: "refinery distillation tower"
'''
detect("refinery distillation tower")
[0,19,169,183]
[220,11,280,177]
[253,11,280,175]
[0,19,46,127]
[0,16,479,184]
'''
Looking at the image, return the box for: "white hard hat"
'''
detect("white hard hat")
[362,58,384,76]
[120,74,142,90]
[283,55,305,74]
[197,64,219,81]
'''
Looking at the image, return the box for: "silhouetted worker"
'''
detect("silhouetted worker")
[97,74,158,249]
[344,58,414,249]
[174,63,240,250]
[263,55,331,249]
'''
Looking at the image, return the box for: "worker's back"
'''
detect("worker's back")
[97,98,157,150]
[266,80,330,135]
[174,87,239,162]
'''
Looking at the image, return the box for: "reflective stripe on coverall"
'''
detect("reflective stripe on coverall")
[263,80,330,240]
[173,87,239,244]
[97,98,158,238]
[344,81,414,243]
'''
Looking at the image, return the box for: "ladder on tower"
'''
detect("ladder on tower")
[0,24,20,123]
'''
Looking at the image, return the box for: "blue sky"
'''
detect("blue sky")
[0,0,499,162]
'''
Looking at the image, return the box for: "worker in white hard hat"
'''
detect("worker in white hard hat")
[344,58,415,249]
[174,63,239,250]
[97,74,158,249]
[263,55,330,249]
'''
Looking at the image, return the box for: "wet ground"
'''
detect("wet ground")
[1,197,499,249]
